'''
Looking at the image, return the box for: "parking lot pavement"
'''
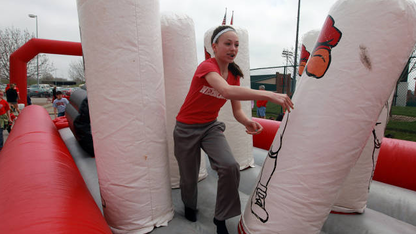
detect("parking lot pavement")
[31,97,55,117]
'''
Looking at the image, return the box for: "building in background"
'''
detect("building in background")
[251,72,293,97]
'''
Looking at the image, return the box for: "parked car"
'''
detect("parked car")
[59,87,79,97]
[28,84,52,97]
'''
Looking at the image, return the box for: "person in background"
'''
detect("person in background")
[27,94,32,106]
[0,90,11,151]
[53,91,69,118]
[5,83,19,96]
[5,83,20,115]
[174,25,294,234]
[256,85,268,118]
[52,86,57,103]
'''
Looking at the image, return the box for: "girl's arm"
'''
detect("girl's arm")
[205,72,294,112]
[231,100,263,135]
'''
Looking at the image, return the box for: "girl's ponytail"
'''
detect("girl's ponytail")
[228,62,244,79]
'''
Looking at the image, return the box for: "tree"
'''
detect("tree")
[68,58,85,83]
[41,72,54,81]
[0,26,55,83]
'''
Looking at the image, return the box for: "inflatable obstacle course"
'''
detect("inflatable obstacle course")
[240,0,416,232]
[1,110,416,233]
[3,0,416,232]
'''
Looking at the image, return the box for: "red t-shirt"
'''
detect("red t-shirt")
[0,99,10,115]
[256,100,268,108]
[176,58,240,124]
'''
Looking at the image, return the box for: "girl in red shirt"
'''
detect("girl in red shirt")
[174,25,294,234]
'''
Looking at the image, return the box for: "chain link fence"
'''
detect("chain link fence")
[394,56,416,107]
[251,60,416,141]
[250,65,295,118]
[250,65,296,96]
[251,58,416,108]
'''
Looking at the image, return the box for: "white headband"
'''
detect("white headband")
[213,28,235,43]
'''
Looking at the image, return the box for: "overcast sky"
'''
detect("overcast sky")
[0,0,338,79]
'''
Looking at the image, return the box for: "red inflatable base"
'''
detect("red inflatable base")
[252,117,281,151]
[373,137,416,192]
[252,118,416,192]
[0,105,111,234]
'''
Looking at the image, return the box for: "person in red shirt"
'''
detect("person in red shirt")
[5,83,19,94]
[256,85,268,118]
[0,90,12,151]
[174,25,294,234]
[6,83,20,115]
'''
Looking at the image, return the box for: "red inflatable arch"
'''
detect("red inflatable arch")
[9,38,82,105]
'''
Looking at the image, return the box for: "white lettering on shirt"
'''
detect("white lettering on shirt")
[200,85,225,99]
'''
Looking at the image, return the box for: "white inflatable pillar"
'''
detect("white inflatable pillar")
[332,91,394,213]
[299,28,395,213]
[204,26,254,170]
[77,0,173,233]
[296,29,320,90]
[240,0,416,233]
[298,29,320,77]
[161,12,208,188]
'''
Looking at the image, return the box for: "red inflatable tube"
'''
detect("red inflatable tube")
[252,117,281,150]
[53,116,69,130]
[373,138,416,192]
[0,105,111,234]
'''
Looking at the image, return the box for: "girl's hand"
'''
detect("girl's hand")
[245,120,263,135]
[269,93,294,112]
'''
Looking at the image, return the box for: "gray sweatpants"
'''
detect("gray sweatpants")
[174,120,241,220]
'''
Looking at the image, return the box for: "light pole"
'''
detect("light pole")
[28,14,39,86]
[292,0,301,94]
[282,49,293,66]
[282,49,293,95]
